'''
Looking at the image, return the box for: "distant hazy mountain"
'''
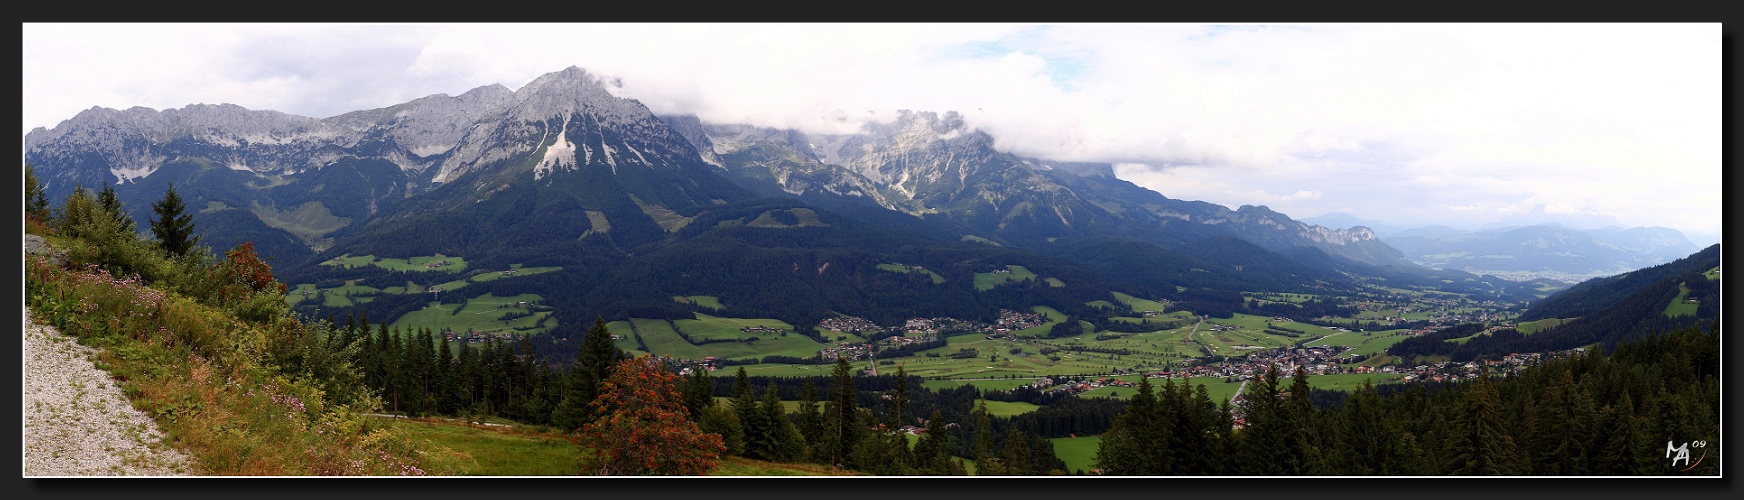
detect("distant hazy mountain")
[1297,212,1406,236]
[1380,223,1698,278]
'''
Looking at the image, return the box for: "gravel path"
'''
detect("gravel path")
[24,308,194,476]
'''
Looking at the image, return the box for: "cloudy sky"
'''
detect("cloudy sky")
[22,23,1722,243]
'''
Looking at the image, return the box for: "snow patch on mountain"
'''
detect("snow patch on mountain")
[534,117,578,180]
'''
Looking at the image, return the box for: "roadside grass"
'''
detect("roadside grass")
[26,255,462,476]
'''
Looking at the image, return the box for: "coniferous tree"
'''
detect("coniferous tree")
[1236,365,1289,475]
[1284,365,1323,474]
[149,182,199,256]
[761,384,806,462]
[1446,366,1513,475]
[25,164,50,224]
[1095,376,1163,475]
[820,356,862,468]
[733,367,772,459]
[681,366,715,420]
[796,380,825,462]
[96,184,135,235]
[554,317,624,431]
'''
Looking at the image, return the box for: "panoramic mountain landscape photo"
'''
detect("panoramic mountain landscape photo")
[22,23,1721,479]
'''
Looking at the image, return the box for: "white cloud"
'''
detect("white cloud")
[21,23,1721,237]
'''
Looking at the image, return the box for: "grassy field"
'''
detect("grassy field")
[674,313,791,341]
[1664,284,1697,317]
[671,295,725,311]
[974,265,1037,291]
[1515,318,1571,334]
[390,293,554,336]
[877,263,946,284]
[469,265,562,283]
[1341,332,1414,358]
[378,417,861,476]
[624,316,825,362]
[1110,291,1169,312]
[1300,372,1405,391]
[377,417,577,476]
[1049,435,1101,474]
[1079,376,1246,405]
[976,399,1041,417]
[321,254,467,273]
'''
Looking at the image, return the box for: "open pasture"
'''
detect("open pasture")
[469,265,561,283]
[877,263,946,284]
[390,293,554,336]
[675,313,792,342]
[1110,291,1169,312]
[1049,435,1102,474]
[974,265,1037,291]
[1515,318,1570,334]
[625,317,824,362]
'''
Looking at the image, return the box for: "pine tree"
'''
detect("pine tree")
[796,380,825,462]
[96,184,134,235]
[24,163,50,225]
[761,384,806,462]
[149,182,199,256]
[554,317,624,432]
[820,356,862,468]
[1446,366,1512,475]
[733,367,772,459]
[681,366,715,420]
[1096,376,1164,475]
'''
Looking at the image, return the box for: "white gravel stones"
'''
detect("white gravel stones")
[24,309,194,476]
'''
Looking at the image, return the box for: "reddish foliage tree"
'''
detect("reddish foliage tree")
[574,355,725,475]
[215,241,287,303]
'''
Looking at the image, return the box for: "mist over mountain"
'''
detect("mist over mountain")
[26,66,1554,336]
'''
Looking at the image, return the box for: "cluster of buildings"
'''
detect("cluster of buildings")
[995,309,1047,333]
[819,315,878,333]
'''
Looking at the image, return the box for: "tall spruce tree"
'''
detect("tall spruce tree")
[148,182,198,256]
[25,164,49,224]
[96,184,134,235]
[553,317,624,432]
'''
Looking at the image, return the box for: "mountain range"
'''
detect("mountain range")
[25,66,1555,336]
[1300,212,1701,279]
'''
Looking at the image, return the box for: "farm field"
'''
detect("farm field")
[1515,318,1571,334]
[618,316,825,362]
[877,263,946,284]
[1049,434,1101,475]
[1664,284,1697,317]
[670,295,725,311]
[390,293,554,337]
[976,399,1041,418]
[1298,372,1406,392]
[1079,376,1245,406]
[320,253,468,273]
[1340,332,1414,358]
[1110,291,1169,312]
[468,265,562,283]
[974,265,1037,291]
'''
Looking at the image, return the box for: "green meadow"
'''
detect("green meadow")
[877,263,946,284]
[974,265,1037,291]
[1049,435,1102,474]
[389,293,554,336]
